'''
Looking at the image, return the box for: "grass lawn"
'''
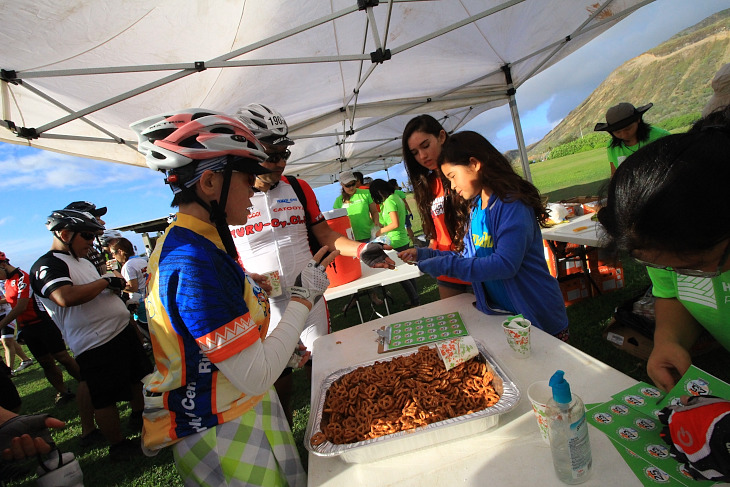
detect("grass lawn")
[6,146,730,485]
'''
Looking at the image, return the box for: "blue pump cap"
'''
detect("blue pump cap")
[549,370,572,404]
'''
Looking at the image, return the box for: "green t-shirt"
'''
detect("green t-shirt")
[648,267,730,351]
[379,194,410,248]
[333,189,374,241]
[607,126,671,168]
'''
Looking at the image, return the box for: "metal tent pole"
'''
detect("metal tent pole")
[502,64,532,182]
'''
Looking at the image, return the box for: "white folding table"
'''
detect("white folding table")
[323,250,423,323]
[308,293,645,486]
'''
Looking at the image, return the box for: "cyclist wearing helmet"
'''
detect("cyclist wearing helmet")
[231,103,395,423]
[99,229,124,272]
[30,209,153,460]
[63,201,109,275]
[131,109,336,485]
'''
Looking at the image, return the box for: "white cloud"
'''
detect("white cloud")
[1,148,151,190]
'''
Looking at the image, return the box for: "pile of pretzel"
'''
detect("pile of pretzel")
[310,345,500,446]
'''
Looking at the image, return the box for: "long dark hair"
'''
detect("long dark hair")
[609,119,651,148]
[368,179,394,206]
[598,106,730,254]
[439,131,549,252]
[401,115,458,241]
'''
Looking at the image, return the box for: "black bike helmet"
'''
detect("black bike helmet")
[46,209,105,233]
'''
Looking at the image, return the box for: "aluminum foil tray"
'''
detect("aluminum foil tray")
[304,340,520,464]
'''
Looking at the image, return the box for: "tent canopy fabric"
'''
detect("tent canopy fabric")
[1,0,653,187]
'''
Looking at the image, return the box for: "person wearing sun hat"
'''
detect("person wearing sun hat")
[594,102,670,176]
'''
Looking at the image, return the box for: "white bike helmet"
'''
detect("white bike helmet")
[130,108,270,259]
[99,229,123,246]
[130,109,269,172]
[234,103,294,146]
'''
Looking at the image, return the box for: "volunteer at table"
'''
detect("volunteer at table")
[597,105,730,392]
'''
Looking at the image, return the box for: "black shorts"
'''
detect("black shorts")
[19,318,67,358]
[75,325,153,409]
[0,370,21,411]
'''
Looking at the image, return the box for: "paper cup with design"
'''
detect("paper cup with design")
[502,315,531,358]
[527,380,552,443]
[436,336,479,371]
[263,270,282,298]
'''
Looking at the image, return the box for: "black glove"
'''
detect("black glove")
[657,396,730,482]
[357,242,389,267]
[103,276,125,292]
[0,414,54,452]
[289,259,330,307]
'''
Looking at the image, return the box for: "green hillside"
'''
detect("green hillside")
[529,9,730,158]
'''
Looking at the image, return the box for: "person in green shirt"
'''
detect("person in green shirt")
[597,106,730,393]
[594,102,670,176]
[333,170,379,242]
[370,179,420,308]
[389,179,416,246]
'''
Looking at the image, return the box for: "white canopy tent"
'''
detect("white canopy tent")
[1,0,654,187]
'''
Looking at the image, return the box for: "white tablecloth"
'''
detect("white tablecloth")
[308,293,641,486]
[323,250,423,301]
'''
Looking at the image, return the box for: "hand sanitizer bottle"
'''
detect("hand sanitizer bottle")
[547,370,592,484]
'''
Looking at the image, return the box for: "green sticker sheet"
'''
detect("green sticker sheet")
[587,366,730,486]
[657,365,730,410]
[383,312,468,352]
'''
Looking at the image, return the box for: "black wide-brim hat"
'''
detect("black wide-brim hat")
[594,102,653,132]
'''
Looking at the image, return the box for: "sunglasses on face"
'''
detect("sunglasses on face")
[216,169,256,186]
[78,232,97,241]
[343,181,357,188]
[633,240,730,278]
[265,149,291,163]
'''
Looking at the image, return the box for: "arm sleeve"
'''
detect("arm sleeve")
[333,196,343,209]
[415,247,445,261]
[171,249,263,363]
[418,202,533,282]
[214,301,310,396]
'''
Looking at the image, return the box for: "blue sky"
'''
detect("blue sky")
[2,0,727,273]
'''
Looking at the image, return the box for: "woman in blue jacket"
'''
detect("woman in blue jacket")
[398,131,568,339]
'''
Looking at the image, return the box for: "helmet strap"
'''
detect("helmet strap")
[202,157,239,260]
[53,231,79,259]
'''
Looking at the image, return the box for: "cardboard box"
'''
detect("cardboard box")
[603,318,653,360]
[544,240,587,278]
[558,275,590,306]
[593,265,624,293]
[603,319,721,360]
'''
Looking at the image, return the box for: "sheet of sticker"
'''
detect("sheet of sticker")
[381,312,468,352]
[587,366,729,486]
